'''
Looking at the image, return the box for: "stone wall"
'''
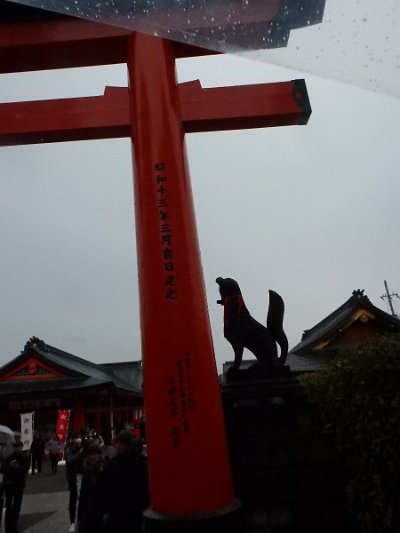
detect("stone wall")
[221,373,349,533]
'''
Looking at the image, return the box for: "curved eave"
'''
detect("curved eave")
[0,376,112,395]
[291,298,400,355]
[0,348,86,379]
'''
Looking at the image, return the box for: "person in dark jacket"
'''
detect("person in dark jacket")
[102,430,149,533]
[65,432,83,532]
[45,434,62,474]
[77,443,107,533]
[0,443,30,533]
[29,432,45,475]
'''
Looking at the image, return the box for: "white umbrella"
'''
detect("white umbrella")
[2,0,400,98]
[0,424,14,438]
[0,424,15,459]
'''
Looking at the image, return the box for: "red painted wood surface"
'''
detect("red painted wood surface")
[1,356,66,380]
[127,33,235,515]
[0,80,310,145]
[72,399,86,432]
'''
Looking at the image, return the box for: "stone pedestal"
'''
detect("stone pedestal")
[143,500,243,533]
[221,370,349,533]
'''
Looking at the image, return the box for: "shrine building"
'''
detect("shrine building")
[289,289,400,371]
[0,337,143,437]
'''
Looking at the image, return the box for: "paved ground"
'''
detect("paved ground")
[1,462,71,533]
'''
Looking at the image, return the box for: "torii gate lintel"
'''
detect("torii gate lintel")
[0,79,310,146]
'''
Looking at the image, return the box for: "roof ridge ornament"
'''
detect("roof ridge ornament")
[352,289,365,299]
[23,336,48,352]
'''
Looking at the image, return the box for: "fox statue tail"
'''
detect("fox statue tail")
[267,290,289,366]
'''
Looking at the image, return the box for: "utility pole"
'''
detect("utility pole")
[380,280,399,317]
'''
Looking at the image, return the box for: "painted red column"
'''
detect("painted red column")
[127,33,239,527]
[72,399,85,432]
[95,411,100,432]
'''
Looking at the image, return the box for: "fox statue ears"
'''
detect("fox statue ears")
[216,277,242,305]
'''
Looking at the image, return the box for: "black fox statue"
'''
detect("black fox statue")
[216,277,288,379]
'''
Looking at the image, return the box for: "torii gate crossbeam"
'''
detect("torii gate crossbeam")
[0,80,310,145]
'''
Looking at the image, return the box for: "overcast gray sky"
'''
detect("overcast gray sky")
[1,4,400,371]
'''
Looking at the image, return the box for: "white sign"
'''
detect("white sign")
[20,412,34,451]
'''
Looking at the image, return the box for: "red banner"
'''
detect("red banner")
[55,409,70,444]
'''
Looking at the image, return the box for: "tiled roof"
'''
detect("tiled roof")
[100,361,143,392]
[0,338,143,396]
[290,290,400,356]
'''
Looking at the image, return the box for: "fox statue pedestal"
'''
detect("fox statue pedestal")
[220,369,348,533]
[225,361,291,382]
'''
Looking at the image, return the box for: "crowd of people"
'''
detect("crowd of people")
[66,428,149,533]
[0,426,149,533]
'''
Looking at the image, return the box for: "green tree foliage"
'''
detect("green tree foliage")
[301,335,400,533]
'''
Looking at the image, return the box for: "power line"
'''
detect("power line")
[380,280,400,317]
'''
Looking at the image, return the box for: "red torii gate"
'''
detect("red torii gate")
[0,11,311,532]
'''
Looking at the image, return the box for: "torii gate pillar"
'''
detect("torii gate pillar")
[127,33,241,530]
